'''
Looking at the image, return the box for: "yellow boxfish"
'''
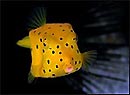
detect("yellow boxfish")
[16,7,96,83]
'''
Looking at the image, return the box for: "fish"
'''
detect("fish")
[16,7,97,83]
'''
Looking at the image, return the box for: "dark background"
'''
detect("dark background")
[1,1,129,94]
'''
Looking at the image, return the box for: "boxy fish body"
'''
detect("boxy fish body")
[16,7,96,83]
[29,23,83,78]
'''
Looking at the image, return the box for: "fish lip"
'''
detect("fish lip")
[64,65,73,73]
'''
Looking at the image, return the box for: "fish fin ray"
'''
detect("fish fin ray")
[27,7,46,30]
[82,50,97,69]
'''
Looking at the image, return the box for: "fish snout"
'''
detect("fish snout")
[63,64,73,73]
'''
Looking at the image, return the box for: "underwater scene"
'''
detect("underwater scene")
[2,1,129,94]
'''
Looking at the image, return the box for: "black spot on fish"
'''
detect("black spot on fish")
[71,45,73,49]
[49,69,51,72]
[45,32,47,34]
[59,52,62,54]
[43,43,46,46]
[47,60,50,64]
[52,74,55,76]
[62,29,65,31]
[52,33,54,35]
[49,48,52,49]
[43,49,45,53]
[60,38,63,40]
[72,57,74,60]
[34,30,36,33]
[44,38,46,40]
[48,27,51,29]
[52,51,55,54]
[71,30,73,32]
[75,61,77,65]
[59,25,62,27]
[73,38,76,40]
[77,50,79,53]
[56,45,59,48]
[56,65,58,68]
[43,70,46,73]
[36,45,38,49]
[65,43,68,46]
[76,68,79,70]
[60,58,63,62]
[38,32,41,35]
[79,61,81,64]
[40,38,42,42]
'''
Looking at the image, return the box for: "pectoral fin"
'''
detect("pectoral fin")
[16,36,31,48]
[82,50,97,69]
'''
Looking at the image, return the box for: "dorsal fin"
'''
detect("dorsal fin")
[27,7,46,31]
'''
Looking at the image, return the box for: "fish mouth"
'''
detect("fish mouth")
[64,65,73,73]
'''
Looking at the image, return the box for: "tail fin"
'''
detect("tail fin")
[82,50,97,69]
[16,36,31,48]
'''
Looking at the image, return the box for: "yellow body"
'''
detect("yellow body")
[29,23,83,78]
